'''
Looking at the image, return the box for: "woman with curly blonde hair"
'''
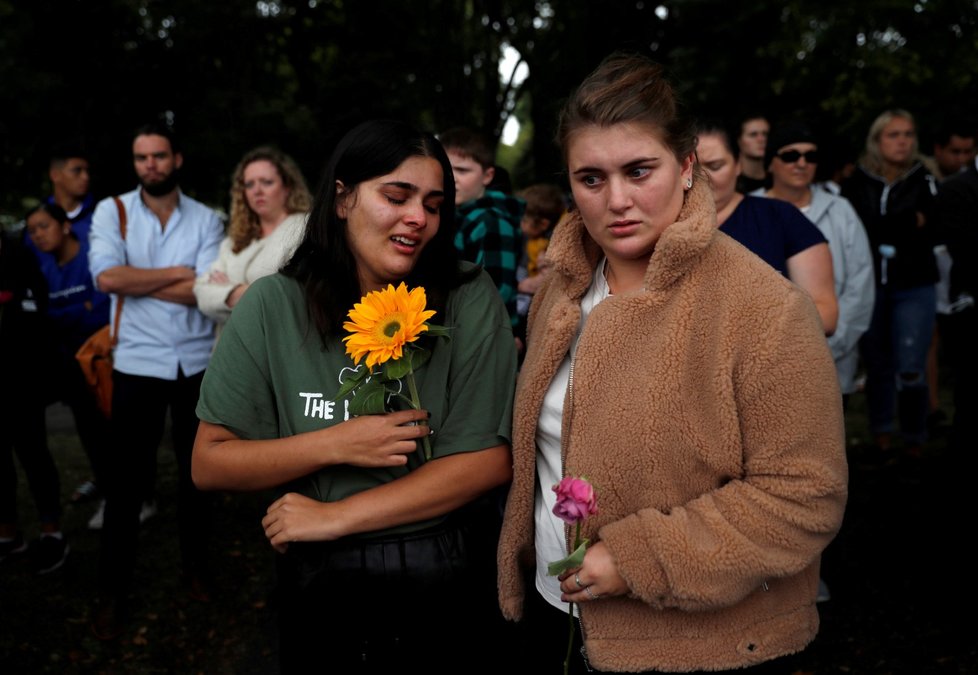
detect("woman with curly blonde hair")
[194,146,312,331]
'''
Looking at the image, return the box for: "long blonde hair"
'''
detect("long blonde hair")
[228,146,312,253]
[861,109,920,177]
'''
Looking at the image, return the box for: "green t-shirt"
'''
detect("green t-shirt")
[196,266,517,535]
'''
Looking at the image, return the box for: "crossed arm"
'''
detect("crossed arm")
[97,265,198,305]
[192,412,512,550]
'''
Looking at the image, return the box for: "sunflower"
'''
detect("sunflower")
[342,282,437,368]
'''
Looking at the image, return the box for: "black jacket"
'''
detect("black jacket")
[0,229,51,403]
[842,162,939,290]
[936,161,978,301]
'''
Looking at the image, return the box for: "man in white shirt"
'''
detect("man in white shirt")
[88,123,223,640]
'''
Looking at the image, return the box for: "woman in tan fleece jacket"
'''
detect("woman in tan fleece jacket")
[497,53,848,674]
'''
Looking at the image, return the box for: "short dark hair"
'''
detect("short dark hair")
[282,119,472,342]
[132,122,181,154]
[738,113,769,135]
[517,183,566,223]
[934,116,977,147]
[438,127,495,169]
[49,143,89,169]
[26,202,69,225]
[693,118,740,160]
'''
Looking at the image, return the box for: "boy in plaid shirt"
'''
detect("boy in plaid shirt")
[440,127,524,329]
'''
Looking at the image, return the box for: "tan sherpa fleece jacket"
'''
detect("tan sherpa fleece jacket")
[497,179,849,673]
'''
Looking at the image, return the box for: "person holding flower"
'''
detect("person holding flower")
[192,120,517,673]
[497,53,848,674]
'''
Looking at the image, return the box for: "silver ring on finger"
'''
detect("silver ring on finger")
[575,573,584,589]
[584,585,600,600]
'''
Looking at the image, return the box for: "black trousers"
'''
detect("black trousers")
[943,306,977,462]
[57,349,111,486]
[275,498,513,675]
[97,368,211,597]
[0,397,60,526]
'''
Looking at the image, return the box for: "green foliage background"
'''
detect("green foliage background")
[1,0,976,216]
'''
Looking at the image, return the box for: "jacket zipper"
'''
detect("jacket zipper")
[562,351,576,554]
[562,349,588,652]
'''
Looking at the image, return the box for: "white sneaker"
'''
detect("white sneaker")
[88,499,156,529]
[88,500,106,530]
[139,500,158,524]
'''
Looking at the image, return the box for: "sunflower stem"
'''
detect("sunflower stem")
[405,370,431,460]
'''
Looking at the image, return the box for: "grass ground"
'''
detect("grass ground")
[1,403,277,674]
[1,379,976,674]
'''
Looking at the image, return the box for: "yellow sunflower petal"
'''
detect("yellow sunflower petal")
[342,283,436,368]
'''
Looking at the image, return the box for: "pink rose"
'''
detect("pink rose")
[552,476,598,524]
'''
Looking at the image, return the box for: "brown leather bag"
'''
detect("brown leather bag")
[75,197,126,419]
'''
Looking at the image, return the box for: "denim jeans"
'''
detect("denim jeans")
[860,283,936,445]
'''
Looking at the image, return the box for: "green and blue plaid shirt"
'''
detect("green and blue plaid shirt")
[454,189,525,329]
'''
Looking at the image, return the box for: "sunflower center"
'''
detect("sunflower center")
[383,320,401,338]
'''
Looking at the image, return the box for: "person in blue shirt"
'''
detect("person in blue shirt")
[25,147,98,301]
[0,227,69,574]
[695,121,838,336]
[46,147,96,246]
[25,203,112,513]
[87,123,223,640]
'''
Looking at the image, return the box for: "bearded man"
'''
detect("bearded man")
[87,122,223,640]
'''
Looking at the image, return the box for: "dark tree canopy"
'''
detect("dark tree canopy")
[2,0,976,218]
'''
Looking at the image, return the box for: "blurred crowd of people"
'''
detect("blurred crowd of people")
[1,70,975,672]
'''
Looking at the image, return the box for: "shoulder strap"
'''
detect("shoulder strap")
[110,196,127,346]
[112,196,127,240]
